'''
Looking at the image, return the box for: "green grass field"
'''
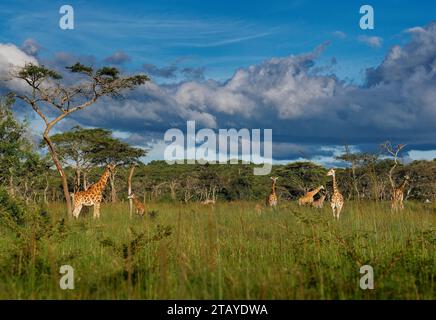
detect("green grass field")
[0,201,435,300]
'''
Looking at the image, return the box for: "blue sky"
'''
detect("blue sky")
[1,0,436,165]
[2,0,433,81]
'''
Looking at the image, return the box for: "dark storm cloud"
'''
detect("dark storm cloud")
[142,63,178,79]
[21,38,40,56]
[2,22,436,161]
[104,51,131,65]
[65,22,436,158]
[180,66,205,80]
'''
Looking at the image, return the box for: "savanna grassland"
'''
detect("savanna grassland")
[0,200,434,300]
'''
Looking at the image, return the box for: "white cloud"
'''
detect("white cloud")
[0,43,38,91]
[5,21,436,162]
[358,35,383,48]
[408,150,436,161]
[332,31,347,39]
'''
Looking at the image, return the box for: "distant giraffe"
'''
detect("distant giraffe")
[201,198,216,205]
[128,193,146,216]
[327,169,344,219]
[266,177,278,207]
[391,175,410,211]
[298,185,325,206]
[311,191,327,209]
[72,163,115,219]
[201,187,216,205]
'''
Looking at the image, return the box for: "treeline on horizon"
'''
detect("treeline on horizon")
[2,95,436,205]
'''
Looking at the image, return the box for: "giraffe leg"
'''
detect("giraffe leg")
[72,203,83,218]
[330,203,336,219]
[93,203,101,219]
[336,203,343,219]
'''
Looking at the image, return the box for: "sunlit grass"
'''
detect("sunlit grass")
[0,200,435,299]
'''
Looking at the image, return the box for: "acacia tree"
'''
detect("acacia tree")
[87,129,147,203]
[48,126,109,192]
[8,63,149,216]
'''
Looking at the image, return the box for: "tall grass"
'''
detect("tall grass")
[0,200,434,299]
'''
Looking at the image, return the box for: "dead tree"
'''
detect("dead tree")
[168,179,179,201]
[381,141,406,191]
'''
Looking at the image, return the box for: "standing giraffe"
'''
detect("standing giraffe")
[311,191,327,209]
[127,193,146,216]
[72,163,115,219]
[391,175,410,211]
[327,169,344,219]
[298,185,325,206]
[266,177,278,207]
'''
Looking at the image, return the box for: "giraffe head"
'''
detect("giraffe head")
[271,177,278,183]
[107,162,116,172]
[326,169,335,176]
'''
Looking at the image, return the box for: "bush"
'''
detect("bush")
[0,186,26,225]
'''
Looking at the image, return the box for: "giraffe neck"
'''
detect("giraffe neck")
[309,186,322,196]
[398,178,408,191]
[332,174,338,194]
[271,181,276,195]
[94,168,111,192]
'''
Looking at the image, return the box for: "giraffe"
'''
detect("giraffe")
[127,193,146,216]
[201,199,216,205]
[298,185,325,206]
[391,175,410,211]
[311,191,327,209]
[72,163,115,219]
[327,169,344,219]
[266,177,278,207]
[201,187,216,205]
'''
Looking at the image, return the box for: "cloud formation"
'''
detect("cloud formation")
[55,22,436,156]
[0,43,38,91]
[358,35,383,48]
[142,62,205,81]
[2,21,436,162]
[104,51,131,65]
[143,63,178,79]
[21,38,40,56]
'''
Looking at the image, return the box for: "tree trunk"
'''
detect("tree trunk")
[9,174,15,198]
[44,175,49,205]
[74,169,81,192]
[43,133,72,217]
[110,172,117,203]
[351,163,360,200]
[83,172,88,190]
[128,166,135,218]
[169,180,177,201]
[24,179,29,204]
